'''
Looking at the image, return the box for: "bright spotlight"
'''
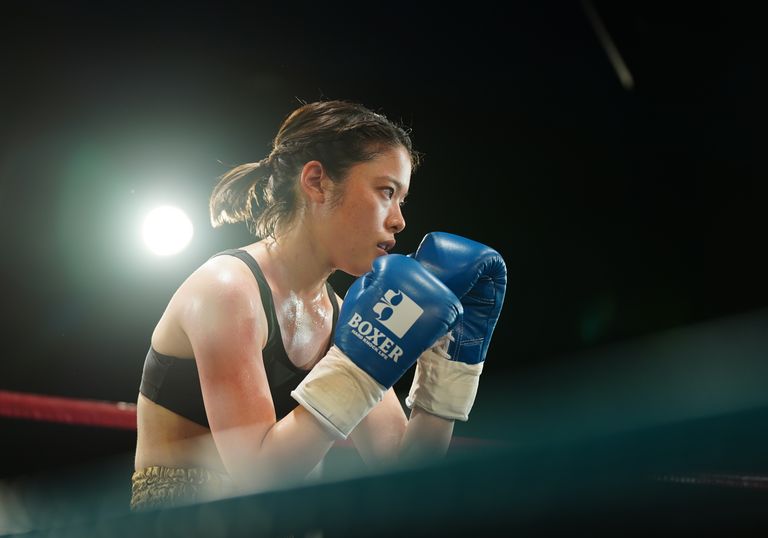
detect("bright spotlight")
[143,206,193,256]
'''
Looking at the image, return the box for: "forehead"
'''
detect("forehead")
[356,146,412,189]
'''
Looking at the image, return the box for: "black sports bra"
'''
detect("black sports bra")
[139,249,339,427]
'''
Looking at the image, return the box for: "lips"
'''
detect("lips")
[377,240,396,253]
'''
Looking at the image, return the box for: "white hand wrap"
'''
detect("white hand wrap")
[405,334,484,421]
[291,345,387,440]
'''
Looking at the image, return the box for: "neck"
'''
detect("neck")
[255,220,334,300]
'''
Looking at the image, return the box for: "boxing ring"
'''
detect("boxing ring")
[3,310,768,536]
[3,390,768,537]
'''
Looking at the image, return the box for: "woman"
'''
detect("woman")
[131,101,466,510]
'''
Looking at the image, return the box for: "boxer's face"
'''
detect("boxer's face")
[321,146,411,276]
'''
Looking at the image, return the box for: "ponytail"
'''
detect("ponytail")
[209,159,273,228]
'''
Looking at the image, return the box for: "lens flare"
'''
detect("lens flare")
[143,206,193,256]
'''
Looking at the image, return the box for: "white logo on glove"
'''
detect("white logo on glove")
[346,289,424,363]
[372,289,424,338]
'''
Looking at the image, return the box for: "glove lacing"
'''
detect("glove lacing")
[429,331,455,360]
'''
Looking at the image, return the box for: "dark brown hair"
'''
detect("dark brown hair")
[210,100,421,238]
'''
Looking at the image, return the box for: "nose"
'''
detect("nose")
[388,204,406,233]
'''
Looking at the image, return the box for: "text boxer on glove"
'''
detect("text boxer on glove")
[407,232,507,421]
[292,254,463,440]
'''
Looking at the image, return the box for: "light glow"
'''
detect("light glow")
[143,206,193,256]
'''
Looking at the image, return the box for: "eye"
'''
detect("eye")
[381,187,395,199]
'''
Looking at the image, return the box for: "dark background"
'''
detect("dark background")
[1,0,766,479]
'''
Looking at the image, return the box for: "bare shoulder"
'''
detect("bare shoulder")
[185,254,261,304]
[180,255,265,329]
[153,254,267,357]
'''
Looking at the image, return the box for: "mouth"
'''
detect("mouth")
[377,240,396,254]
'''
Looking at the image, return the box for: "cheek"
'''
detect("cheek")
[343,198,381,226]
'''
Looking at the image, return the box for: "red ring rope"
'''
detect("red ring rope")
[0,389,137,430]
[0,389,508,450]
[655,473,768,490]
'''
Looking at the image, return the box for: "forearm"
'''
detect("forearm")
[398,405,455,463]
[348,389,454,469]
[216,406,336,494]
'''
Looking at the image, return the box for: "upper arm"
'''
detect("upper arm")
[177,257,276,469]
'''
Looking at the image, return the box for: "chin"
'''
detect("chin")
[337,249,383,278]
[346,258,377,278]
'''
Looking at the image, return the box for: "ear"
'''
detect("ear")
[300,161,329,204]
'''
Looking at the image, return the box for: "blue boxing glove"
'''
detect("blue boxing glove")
[292,254,462,439]
[406,232,507,420]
